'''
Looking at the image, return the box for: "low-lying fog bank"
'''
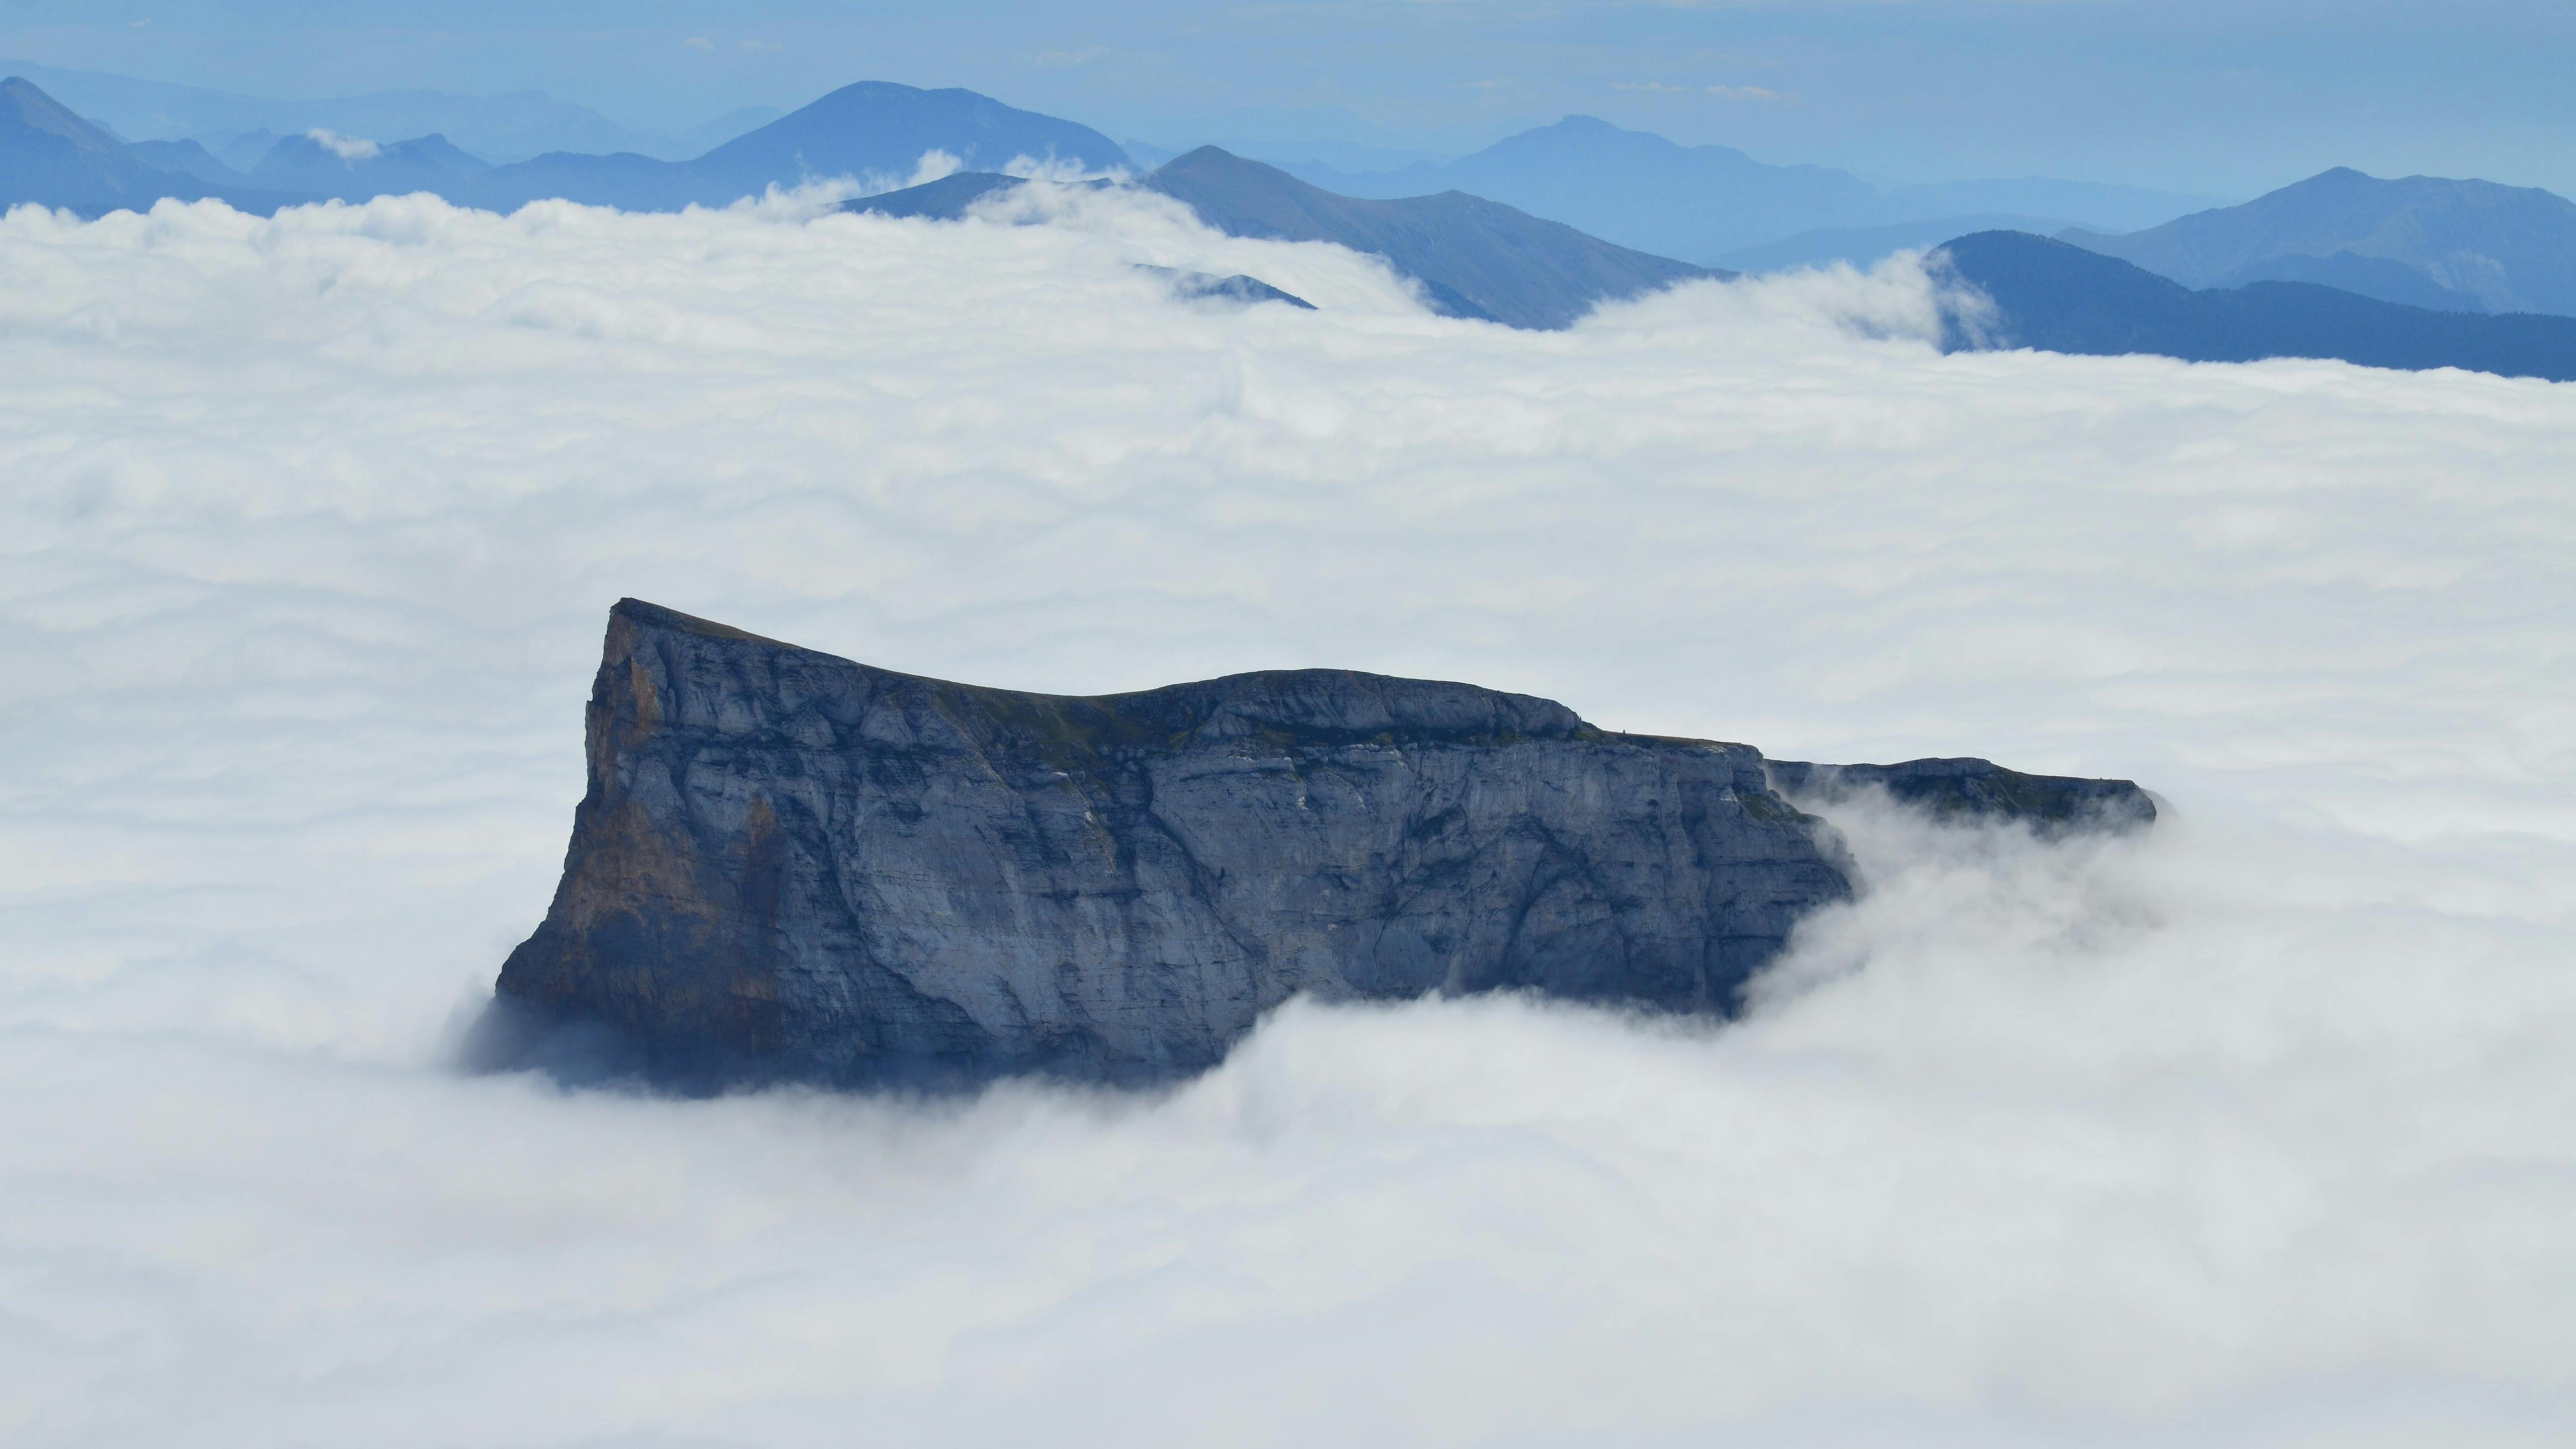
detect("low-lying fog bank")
[2,192,2570,1446]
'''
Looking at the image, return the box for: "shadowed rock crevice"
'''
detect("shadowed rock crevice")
[480,600,2152,1092]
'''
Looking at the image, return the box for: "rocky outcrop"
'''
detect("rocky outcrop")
[1764,757,2158,836]
[485,601,2152,1090]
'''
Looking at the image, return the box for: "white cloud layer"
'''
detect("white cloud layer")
[2,193,2572,1446]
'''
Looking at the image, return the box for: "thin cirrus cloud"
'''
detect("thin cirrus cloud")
[0,187,2571,1446]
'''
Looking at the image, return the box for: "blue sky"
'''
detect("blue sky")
[7,1,2573,195]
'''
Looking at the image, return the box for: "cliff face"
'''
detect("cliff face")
[492,601,2149,1089]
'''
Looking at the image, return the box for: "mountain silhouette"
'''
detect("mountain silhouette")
[1717,213,2079,274]
[2061,168,2576,317]
[693,82,1124,188]
[848,146,1723,330]
[1286,115,1876,262]
[837,169,1033,218]
[126,137,244,186]
[250,131,491,202]
[1148,146,1718,327]
[1137,265,1316,309]
[1939,230,2576,381]
[0,59,690,162]
[466,81,1130,211]
[0,76,292,214]
[1268,116,2213,265]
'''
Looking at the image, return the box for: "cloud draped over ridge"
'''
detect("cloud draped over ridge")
[1,192,2571,1447]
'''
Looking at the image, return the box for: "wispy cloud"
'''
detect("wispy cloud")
[303,128,379,162]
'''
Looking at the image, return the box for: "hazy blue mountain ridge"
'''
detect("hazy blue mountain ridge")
[0,75,298,214]
[4,65,2219,272]
[1716,214,2081,274]
[1939,230,2576,380]
[214,129,280,172]
[847,146,1725,330]
[2223,250,2487,312]
[1275,116,1877,260]
[672,107,786,155]
[2063,168,2576,316]
[125,137,246,186]
[1887,177,2211,234]
[694,83,1124,186]
[18,61,2574,373]
[462,82,1130,211]
[1137,137,1451,175]
[251,131,491,203]
[1147,145,1720,328]
[461,148,709,211]
[0,75,1130,218]
[0,58,691,162]
[1136,265,1317,309]
[844,170,1035,219]
[1260,115,2217,265]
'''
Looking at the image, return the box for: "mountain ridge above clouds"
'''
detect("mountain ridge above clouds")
[0,75,1130,218]
[125,136,247,186]
[1717,213,2081,274]
[249,131,491,203]
[685,82,1127,190]
[0,57,695,162]
[1145,146,1716,328]
[847,146,1725,330]
[2062,167,2576,317]
[1273,115,1879,261]
[0,75,300,214]
[268,80,1132,213]
[1252,114,2217,264]
[1938,229,2576,380]
[480,598,2151,1093]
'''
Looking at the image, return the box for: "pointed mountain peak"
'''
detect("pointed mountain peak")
[0,76,127,156]
[1147,146,1308,189]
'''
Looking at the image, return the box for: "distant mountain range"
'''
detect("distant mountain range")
[1714,214,2075,274]
[1275,116,1877,261]
[10,65,2576,375]
[0,76,1131,217]
[5,70,1698,332]
[255,81,1129,212]
[0,58,746,162]
[0,76,293,213]
[1249,115,2219,265]
[2061,168,2576,317]
[1939,231,2576,382]
[251,131,492,202]
[126,136,245,185]
[850,147,1722,330]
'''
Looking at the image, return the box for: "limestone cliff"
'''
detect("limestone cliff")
[488,600,2151,1088]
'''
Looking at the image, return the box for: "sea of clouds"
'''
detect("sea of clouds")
[2,187,2571,1447]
